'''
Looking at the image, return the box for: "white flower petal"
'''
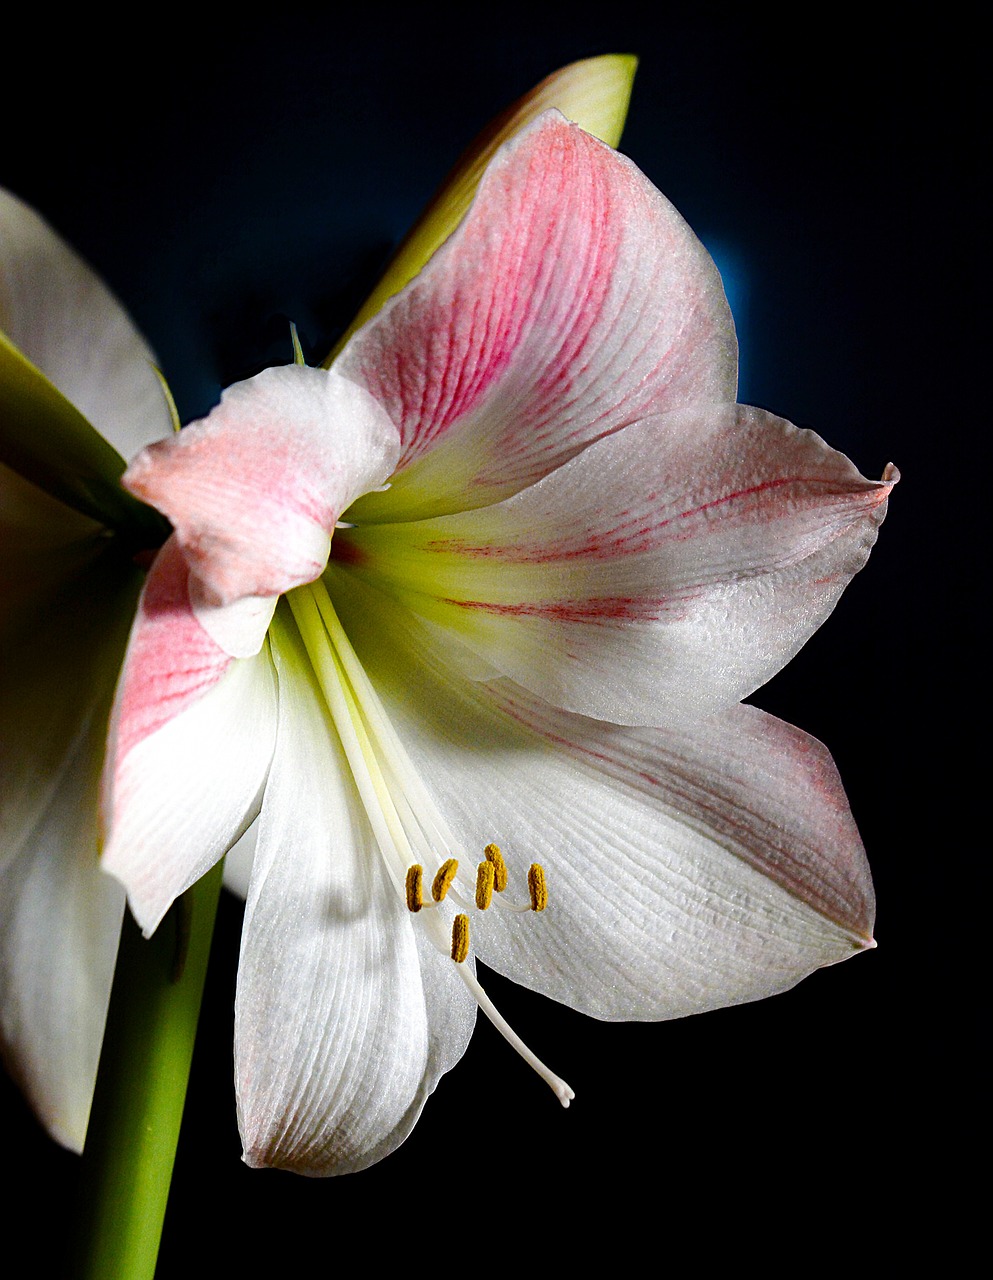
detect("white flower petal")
[0,523,135,1151]
[0,187,171,459]
[0,713,124,1153]
[221,819,259,900]
[235,614,474,1176]
[338,406,895,723]
[331,570,874,1021]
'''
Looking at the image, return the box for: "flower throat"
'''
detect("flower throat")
[286,576,574,1107]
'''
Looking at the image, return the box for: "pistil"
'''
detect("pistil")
[287,576,573,1109]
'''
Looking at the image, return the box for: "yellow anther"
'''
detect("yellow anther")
[475,860,495,910]
[451,914,470,963]
[432,858,459,902]
[484,842,508,892]
[405,865,423,913]
[527,864,548,912]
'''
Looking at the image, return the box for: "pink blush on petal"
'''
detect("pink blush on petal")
[111,538,232,765]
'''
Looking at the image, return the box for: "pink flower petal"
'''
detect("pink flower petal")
[330,55,637,355]
[339,112,737,523]
[102,537,277,933]
[123,365,399,608]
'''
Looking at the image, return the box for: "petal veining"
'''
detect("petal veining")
[123,365,400,608]
[235,613,474,1175]
[328,569,876,1022]
[102,538,278,933]
[336,406,896,722]
[328,55,638,356]
[339,113,737,523]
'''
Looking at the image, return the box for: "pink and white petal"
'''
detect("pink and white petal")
[0,187,172,459]
[0,706,124,1153]
[235,614,474,1176]
[467,693,875,1020]
[338,406,896,723]
[332,572,875,1021]
[339,113,737,523]
[330,55,637,357]
[101,538,277,934]
[123,365,399,608]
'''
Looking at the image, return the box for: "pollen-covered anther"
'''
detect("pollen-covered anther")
[528,863,548,912]
[451,914,470,964]
[483,842,508,892]
[432,858,458,902]
[405,865,423,913]
[475,860,495,910]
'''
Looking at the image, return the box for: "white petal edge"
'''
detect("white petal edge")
[0,688,124,1152]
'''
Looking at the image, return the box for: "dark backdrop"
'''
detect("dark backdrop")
[2,5,972,1270]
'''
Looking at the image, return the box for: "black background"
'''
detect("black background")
[2,5,974,1271]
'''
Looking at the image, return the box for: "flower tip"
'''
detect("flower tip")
[881,461,900,485]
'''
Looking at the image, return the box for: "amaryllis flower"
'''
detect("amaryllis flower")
[0,188,172,1149]
[101,111,896,1177]
[0,54,635,1159]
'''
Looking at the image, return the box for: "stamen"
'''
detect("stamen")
[475,861,495,910]
[484,843,508,892]
[432,858,459,902]
[285,581,572,1114]
[405,865,423,913]
[528,863,548,912]
[451,914,470,963]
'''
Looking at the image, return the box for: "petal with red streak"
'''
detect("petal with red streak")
[339,113,737,523]
[336,405,896,723]
[330,571,876,1022]
[101,538,277,933]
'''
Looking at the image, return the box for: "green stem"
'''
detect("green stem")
[72,861,224,1280]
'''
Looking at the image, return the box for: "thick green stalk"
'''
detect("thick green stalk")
[73,861,224,1280]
